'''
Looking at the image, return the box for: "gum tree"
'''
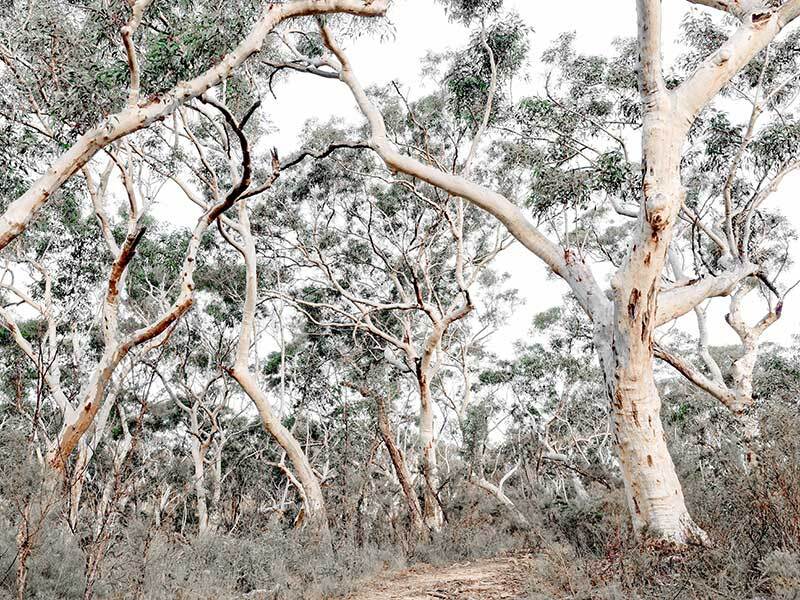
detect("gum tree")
[287,0,800,544]
[258,132,507,530]
[0,0,390,249]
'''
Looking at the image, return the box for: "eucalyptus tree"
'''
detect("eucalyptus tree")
[138,87,338,541]
[511,13,800,472]
[256,117,509,530]
[275,0,800,544]
[0,0,391,252]
[0,120,246,481]
[0,0,386,476]
[482,304,614,503]
[639,12,800,463]
[2,0,366,537]
[226,179,334,542]
[152,323,233,538]
[342,371,429,538]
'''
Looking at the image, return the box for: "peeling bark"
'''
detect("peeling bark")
[304,0,800,544]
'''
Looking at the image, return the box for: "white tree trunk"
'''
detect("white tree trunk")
[189,438,210,536]
[232,370,330,540]
[315,1,800,544]
[229,200,330,544]
[418,373,443,532]
[600,345,707,544]
[472,461,529,527]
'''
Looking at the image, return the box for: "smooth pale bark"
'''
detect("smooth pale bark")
[655,262,758,326]
[472,461,529,528]
[315,1,800,544]
[587,0,707,545]
[686,0,769,19]
[598,340,707,543]
[48,193,219,470]
[167,98,329,539]
[233,371,330,538]
[158,375,223,537]
[601,0,798,542]
[417,375,442,531]
[726,289,780,417]
[474,477,529,527]
[0,0,389,252]
[473,477,525,521]
[413,315,471,531]
[228,200,330,542]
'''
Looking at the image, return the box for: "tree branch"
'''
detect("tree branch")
[637,0,666,97]
[684,0,768,20]
[317,22,609,322]
[654,342,738,408]
[656,262,758,326]
[675,3,800,122]
[0,0,389,252]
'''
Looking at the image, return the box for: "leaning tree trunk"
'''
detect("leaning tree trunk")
[231,370,331,542]
[599,343,707,544]
[230,199,331,546]
[373,387,428,537]
[472,474,529,528]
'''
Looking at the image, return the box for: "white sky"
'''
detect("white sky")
[160,0,800,359]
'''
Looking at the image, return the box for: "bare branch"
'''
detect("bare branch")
[656,262,758,326]
[684,0,768,20]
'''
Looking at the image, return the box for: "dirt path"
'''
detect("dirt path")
[343,554,536,600]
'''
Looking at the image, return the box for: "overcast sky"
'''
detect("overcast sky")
[173,0,800,358]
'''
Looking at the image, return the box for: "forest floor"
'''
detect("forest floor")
[343,553,537,599]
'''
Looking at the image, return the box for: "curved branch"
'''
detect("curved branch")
[317,23,608,322]
[0,0,389,251]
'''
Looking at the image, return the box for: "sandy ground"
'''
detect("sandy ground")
[342,554,536,600]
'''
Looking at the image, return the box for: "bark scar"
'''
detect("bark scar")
[628,288,642,320]
[645,192,670,232]
[751,11,773,27]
